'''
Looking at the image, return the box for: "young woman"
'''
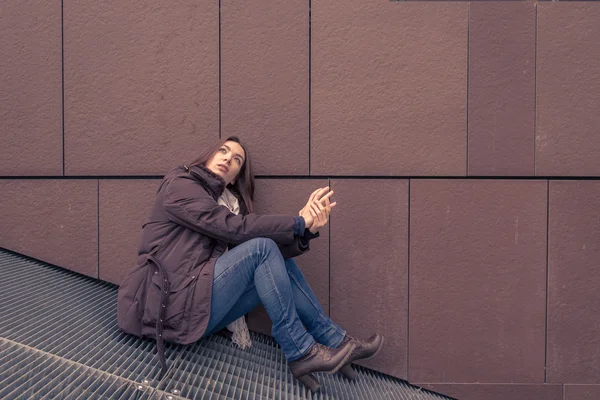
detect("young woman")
[117,136,383,392]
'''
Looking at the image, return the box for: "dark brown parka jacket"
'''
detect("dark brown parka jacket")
[117,164,312,371]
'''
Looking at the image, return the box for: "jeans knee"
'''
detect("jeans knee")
[249,237,279,255]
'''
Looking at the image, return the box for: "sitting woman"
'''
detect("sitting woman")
[117,136,383,391]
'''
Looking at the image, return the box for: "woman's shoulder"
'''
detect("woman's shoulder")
[158,166,189,187]
[160,165,223,201]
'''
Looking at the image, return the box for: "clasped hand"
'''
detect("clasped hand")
[298,187,336,234]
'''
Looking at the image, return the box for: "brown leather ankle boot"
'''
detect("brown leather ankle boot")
[338,333,384,380]
[289,341,356,391]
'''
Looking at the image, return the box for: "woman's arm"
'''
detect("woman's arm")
[162,175,303,245]
[279,188,333,258]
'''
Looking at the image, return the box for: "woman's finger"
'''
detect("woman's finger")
[314,203,328,227]
[316,204,327,224]
[313,201,328,219]
[313,199,326,210]
[322,197,331,213]
[310,202,322,216]
[306,187,326,212]
[308,188,321,203]
[318,199,332,217]
[315,187,330,202]
[312,187,327,200]
[319,190,334,203]
[310,203,323,224]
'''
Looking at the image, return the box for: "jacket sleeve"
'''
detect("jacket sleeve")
[162,175,296,245]
[277,230,320,258]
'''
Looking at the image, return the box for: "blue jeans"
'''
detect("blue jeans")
[203,237,346,361]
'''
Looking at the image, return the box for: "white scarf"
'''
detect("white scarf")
[218,188,252,350]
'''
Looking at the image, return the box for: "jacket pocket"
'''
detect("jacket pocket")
[142,271,197,331]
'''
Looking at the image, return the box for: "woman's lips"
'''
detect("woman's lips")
[217,165,228,173]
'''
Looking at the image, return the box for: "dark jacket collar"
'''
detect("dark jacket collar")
[185,164,226,200]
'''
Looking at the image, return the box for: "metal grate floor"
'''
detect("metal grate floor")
[0,248,455,400]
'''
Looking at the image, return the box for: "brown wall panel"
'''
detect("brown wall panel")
[547,181,600,383]
[0,1,62,176]
[99,179,160,285]
[565,385,600,400]
[247,179,330,335]
[64,0,219,175]
[329,179,408,378]
[536,4,600,176]
[0,180,97,277]
[409,180,547,383]
[468,2,535,176]
[418,384,562,400]
[221,0,309,175]
[312,2,467,176]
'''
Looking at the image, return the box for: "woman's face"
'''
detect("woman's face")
[205,141,246,185]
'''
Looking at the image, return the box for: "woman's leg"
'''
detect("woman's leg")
[207,256,346,348]
[285,258,384,381]
[204,237,315,361]
[206,286,259,335]
[284,258,346,348]
[204,238,359,392]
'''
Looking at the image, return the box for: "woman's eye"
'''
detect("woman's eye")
[219,148,226,153]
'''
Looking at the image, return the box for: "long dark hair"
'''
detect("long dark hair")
[189,136,255,214]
